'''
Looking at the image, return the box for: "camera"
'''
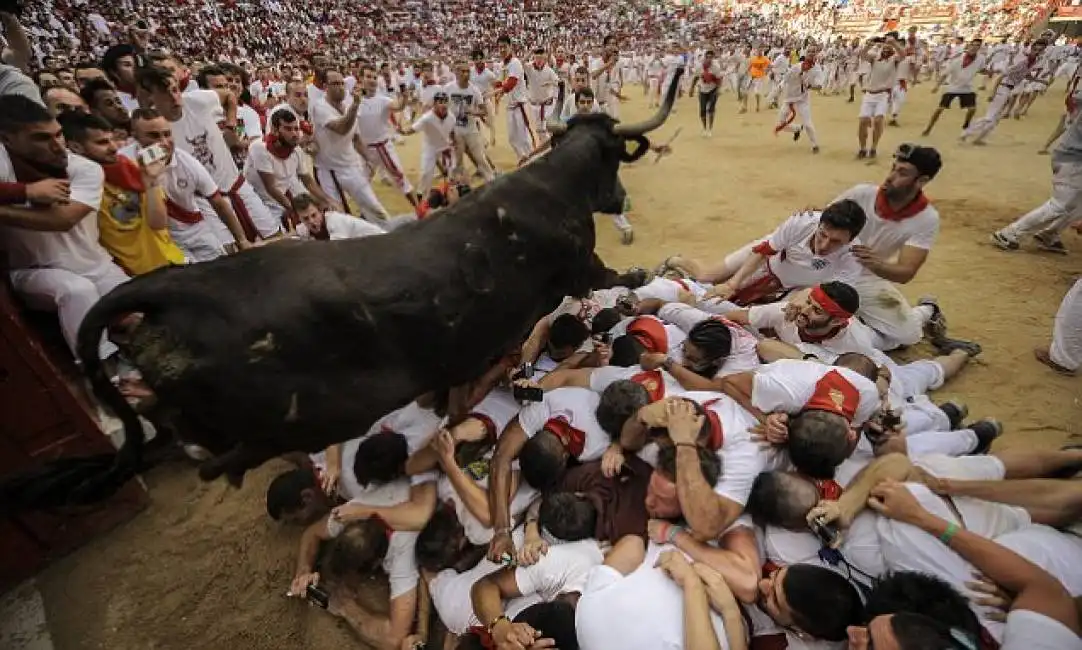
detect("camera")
[305,583,330,609]
[809,516,841,548]
[510,362,534,382]
[864,408,902,446]
[513,384,544,403]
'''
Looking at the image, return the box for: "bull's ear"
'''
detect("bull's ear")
[620,135,650,162]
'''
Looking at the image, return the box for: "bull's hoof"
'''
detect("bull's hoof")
[619,267,650,289]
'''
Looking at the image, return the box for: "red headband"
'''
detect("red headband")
[810,285,853,321]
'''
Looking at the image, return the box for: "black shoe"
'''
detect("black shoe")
[934,337,982,357]
[937,400,968,430]
[793,126,803,142]
[918,295,948,342]
[967,419,1003,455]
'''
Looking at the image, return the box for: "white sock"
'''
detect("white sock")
[913,304,935,325]
[611,213,632,231]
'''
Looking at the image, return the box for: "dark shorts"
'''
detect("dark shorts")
[940,92,977,109]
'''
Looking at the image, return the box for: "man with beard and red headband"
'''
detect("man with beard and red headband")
[58,111,185,276]
[136,65,281,248]
[524,46,559,140]
[493,35,535,165]
[774,48,822,154]
[830,144,946,351]
[244,107,340,231]
[121,108,249,261]
[856,36,903,160]
[0,96,129,362]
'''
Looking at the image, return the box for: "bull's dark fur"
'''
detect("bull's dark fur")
[0,69,683,510]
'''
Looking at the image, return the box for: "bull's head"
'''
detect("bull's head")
[542,67,683,214]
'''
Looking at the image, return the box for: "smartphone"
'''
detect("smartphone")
[595,332,612,345]
[305,583,330,609]
[138,143,168,166]
[809,516,841,549]
[513,384,544,403]
[511,362,534,382]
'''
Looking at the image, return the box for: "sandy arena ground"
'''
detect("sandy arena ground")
[27,81,1082,649]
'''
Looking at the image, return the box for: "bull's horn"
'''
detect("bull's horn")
[613,66,684,137]
[546,119,568,136]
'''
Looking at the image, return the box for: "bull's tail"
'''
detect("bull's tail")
[0,285,162,514]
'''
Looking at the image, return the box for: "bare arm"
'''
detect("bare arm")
[1,13,32,72]
[671,525,760,603]
[295,515,332,576]
[717,372,767,424]
[325,98,361,135]
[537,367,593,391]
[682,576,722,650]
[0,202,92,231]
[868,245,928,284]
[520,316,551,364]
[489,420,528,535]
[755,339,805,363]
[257,171,293,211]
[675,444,742,539]
[143,185,168,231]
[208,193,252,247]
[299,172,336,207]
[366,482,438,531]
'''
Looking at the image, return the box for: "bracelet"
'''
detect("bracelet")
[939,522,959,545]
[488,614,510,633]
[661,357,675,372]
[666,524,683,544]
[657,521,671,542]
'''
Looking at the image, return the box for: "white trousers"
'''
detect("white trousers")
[506,103,536,160]
[418,147,456,198]
[890,85,907,116]
[1001,161,1082,242]
[850,273,925,350]
[963,84,1012,140]
[315,165,390,222]
[528,101,556,137]
[453,131,495,181]
[197,180,280,245]
[775,99,818,147]
[169,218,224,263]
[362,141,413,195]
[1050,277,1082,371]
[10,261,130,360]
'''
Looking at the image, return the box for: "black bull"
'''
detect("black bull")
[0,69,684,511]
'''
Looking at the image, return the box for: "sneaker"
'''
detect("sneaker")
[991,231,1019,250]
[812,146,820,154]
[793,126,802,142]
[888,119,899,127]
[1034,232,1069,255]
[1035,348,1077,376]
[920,129,931,137]
[917,295,948,342]
[937,401,968,430]
[868,149,877,159]
[967,418,1003,455]
[934,337,983,357]
[857,149,867,159]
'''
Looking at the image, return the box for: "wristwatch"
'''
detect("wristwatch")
[661,357,675,372]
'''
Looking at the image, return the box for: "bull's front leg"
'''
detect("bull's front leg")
[197,442,277,487]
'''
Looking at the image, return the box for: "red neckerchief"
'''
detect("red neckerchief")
[264,133,296,160]
[801,58,815,71]
[424,78,437,86]
[762,559,781,579]
[475,62,486,73]
[533,62,545,71]
[503,55,513,65]
[805,370,860,422]
[556,57,565,67]
[627,316,668,354]
[102,156,145,192]
[630,369,666,402]
[543,416,586,457]
[702,62,719,84]
[875,188,929,221]
[813,478,844,501]
[962,54,976,67]
[466,627,496,649]
[701,398,724,451]
[8,151,68,182]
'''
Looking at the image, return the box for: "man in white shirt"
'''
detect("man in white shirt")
[469,49,499,147]
[309,68,390,224]
[244,109,340,231]
[922,39,984,136]
[355,64,418,212]
[136,65,280,248]
[774,52,822,154]
[0,95,129,361]
[830,145,944,350]
[400,91,457,198]
[856,37,902,160]
[524,46,559,139]
[590,45,626,120]
[124,108,249,262]
[294,194,385,241]
[445,60,495,183]
[493,35,536,164]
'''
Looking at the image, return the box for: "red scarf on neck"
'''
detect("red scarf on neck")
[543,417,586,458]
[102,156,145,192]
[962,53,976,67]
[264,133,296,160]
[875,188,929,221]
[475,62,486,73]
[702,62,719,84]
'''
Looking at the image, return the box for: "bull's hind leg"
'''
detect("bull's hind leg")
[197,442,276,487]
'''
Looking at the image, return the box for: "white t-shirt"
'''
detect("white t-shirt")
[309,96,362,170]
[576,542,732,650]
[1002,610,1082,650]
[748,302,881,361]
[943,54,984,94]
[589,364,684,400]
[237,104,263,139]
[761,511,884,586]
[296,211,386,241]
[172,89,240,191]
[412,110,455,153]
[749,210,864,289]
[469,66,498,95]
[0,148,113,274]
[751,359,881,426]
[325,513,418,600]
[518,387,611,462]
[832,184,939,260]
[865,56,899,92]
[356,95,395,144]
[444,81,484,135]
[243,139,305,210]
[523,63,559,103]
[500,57,530,106]
[680,391,765,505]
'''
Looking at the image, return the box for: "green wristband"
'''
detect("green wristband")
[939,522,959,545]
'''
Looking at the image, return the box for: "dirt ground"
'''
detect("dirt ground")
[31,81,1082,649]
